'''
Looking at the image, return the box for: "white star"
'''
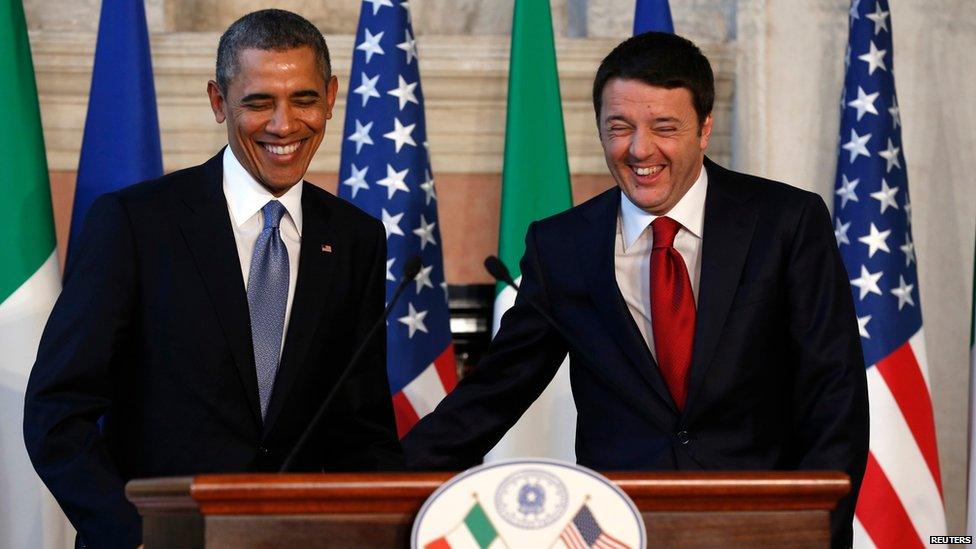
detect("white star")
[890,275,915,310]
[347,119,374,154]
[844,44,851,68]
[414,265,434,294]
[401,0,411,17]
[878,138,902,172]
[835,219,851,246]
[386,258,396,282]
[387,75,419,110]
[420,170,436,205]
[889,96,901,129]
[865,3,889,35]
[381,208,404,239]
[850,265,883,300]
[353,72,381,107]
[440,281,449,302]
[847,86,879,121]
[858,41,888,75]
[849,0,861,20]
[903,192,912,222]
[356,28,385,63]
[869,179,899,214]
[857,315,872,339]
[858,223,891,258]
[396,28,418,65]
[397,302,428,338]
[841,129,872,164]
[900,233,916,266]
[383,117,417,152]
[412,214,437,250]
[376,164,410,200]
[835,174,860,208]
[364,0,393,15]
[341,164,370,198]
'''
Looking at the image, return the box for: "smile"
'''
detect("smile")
[263,141,302,155]
[631,165,663,176]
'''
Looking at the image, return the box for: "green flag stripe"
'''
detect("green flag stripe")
[463,502,498,548]
[0,1,57,305]
[498,0,573,292]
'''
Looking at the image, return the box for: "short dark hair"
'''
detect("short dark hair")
[592,32,714,126]
[215,9,332,92]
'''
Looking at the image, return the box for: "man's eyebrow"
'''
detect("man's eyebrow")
[240,93,273,103]
[290,89,321,99]
[238,90,321,103]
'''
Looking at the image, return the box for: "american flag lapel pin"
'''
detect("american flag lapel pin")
[321,244,333,253]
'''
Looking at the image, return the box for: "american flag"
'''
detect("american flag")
[554,504,630,549]
[832,1,946,546]
[338,0,456,437]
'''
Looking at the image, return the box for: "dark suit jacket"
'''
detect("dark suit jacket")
[24,151,403,549]
[402,158,868,548]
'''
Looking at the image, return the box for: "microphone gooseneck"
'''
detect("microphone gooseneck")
[278,254,422,472]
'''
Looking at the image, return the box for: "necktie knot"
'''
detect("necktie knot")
[262,200,287,230]
[651,216,681,249]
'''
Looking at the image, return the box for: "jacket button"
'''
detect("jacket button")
[675,431,691,445]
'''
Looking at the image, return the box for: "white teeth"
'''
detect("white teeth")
[264,142,300,155]
[633,165,663,176]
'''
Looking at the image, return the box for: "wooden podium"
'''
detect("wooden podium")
[127,471,847,548]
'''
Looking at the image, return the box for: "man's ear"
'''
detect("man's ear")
[207,80,227,124]
[699,113,713,150]
[325,75,339,120]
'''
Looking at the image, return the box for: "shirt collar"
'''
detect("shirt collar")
[620,163,708,251]
[222,146,303,236]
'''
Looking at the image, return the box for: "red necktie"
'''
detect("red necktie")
[650,216,696,410]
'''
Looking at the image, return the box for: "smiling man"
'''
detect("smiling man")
[24,10,401,549]
[403,32,868,549]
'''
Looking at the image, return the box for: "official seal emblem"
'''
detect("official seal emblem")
[494,469,568,529]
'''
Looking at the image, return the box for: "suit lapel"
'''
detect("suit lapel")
[578,188,678,413]
[177,151,262,427]
[684,159,759,413]
[262,186,339,436]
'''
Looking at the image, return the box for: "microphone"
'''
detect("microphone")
[483,255,518,289]
[482,255,663,423]
[279,254,422,472]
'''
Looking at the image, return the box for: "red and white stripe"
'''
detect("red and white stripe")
[392,346,457,437]
[557,527,629,549]
[854,330,946,548]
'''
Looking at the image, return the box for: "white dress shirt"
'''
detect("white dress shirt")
[614,165,708,360]
[222,147,303,356]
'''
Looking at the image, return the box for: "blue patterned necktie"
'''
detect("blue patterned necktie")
[247,200,289,420]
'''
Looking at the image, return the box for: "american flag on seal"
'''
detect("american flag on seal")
[832,0,946,546]
[554,503,629,549]
[338,0,456,437]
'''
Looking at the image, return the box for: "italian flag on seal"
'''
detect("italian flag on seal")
[424,501,506,549]
[0,2,71,547]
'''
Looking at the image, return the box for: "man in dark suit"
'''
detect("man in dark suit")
[23,10,401,549]
[403,32,868,548]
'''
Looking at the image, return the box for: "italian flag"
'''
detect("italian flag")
[424,502,505,549]
[0,2,72,547]
[484,0,577,463]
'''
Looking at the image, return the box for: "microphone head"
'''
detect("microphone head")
[403,255,423,281]
[484,256,514,285]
